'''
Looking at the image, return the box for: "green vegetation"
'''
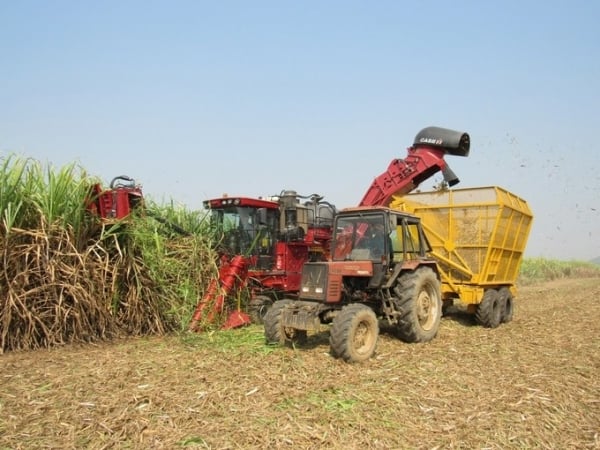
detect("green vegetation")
[116,207,217,330]
[0,155,218,352]
[519,257,600,284]
[0,155,92,237]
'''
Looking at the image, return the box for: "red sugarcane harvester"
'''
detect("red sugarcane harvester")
[188,191,337,330]
[189,126,468,331]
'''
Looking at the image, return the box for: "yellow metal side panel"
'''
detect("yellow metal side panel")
[391,186,533,304]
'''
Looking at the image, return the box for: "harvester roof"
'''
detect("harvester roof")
[203,196,279,210]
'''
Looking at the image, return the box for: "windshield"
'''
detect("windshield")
[332,213,388,262]
[209,206,279,256]
[332,212,427,262]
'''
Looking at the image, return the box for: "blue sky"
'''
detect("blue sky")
[1,1,599,260]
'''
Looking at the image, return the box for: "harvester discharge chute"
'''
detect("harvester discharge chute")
[359,126,470,207]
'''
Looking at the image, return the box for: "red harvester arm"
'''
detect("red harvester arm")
[188,255,251,331]
[359,146,448,206]
[359,126,470,207]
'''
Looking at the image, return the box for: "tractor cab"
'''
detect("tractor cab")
[299,207,433,302]
[332,208,430,263]
[204,196,280,268]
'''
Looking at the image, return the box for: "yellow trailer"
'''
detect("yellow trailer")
[390,186,533,327]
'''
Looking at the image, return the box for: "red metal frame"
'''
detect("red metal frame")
[359,146,448,207]
[87,177,143,220]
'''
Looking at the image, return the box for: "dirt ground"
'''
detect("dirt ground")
[1,277,598,450]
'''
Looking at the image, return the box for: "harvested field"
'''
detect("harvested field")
[1,277,598,449]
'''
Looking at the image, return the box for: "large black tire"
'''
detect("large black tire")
[393,267,442,343]
[247,295,274,325]
[263,300,307,345]
[498,287,514,324]
[329,304,379,363]
[475,289,502,328]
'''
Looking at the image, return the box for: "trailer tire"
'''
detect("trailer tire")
[475,289,502,328]
[498,287,514,323]
[330,304,379,363]
[264,300,307,345]
[393,267,442,343]
[248,295,273,325]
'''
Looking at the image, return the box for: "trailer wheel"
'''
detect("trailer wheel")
[264,300,307,345]
[248,295,273,325]
[475,289,502,328]
[393,267,442,343]
[498,287,514,323]
[330,304,379,363]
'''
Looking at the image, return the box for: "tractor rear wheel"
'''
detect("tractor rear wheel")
[248,295,273,325]
[329,304,379,363]
[393,267,442,343]
[498,287,514,323]
[264,300,307,345]
[475,289,502,328]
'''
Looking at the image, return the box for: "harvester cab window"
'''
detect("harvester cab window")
[210,206,267,256]
[256,208,277,256]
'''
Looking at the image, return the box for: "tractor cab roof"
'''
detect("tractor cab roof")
[338,205,419,220]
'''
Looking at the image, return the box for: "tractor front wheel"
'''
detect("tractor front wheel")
[475,289,503,328]
[330,304,379,363]
[248,295,273,325]
[264,300,307,345]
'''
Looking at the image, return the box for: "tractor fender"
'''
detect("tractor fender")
[383,260,439,289]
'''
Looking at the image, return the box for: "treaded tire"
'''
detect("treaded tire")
[248,295,273,325]
[393,267,442,343]
[498,287,514,324]
[475,289,502,328]
[329,304,379,363]
[263,300,307,345]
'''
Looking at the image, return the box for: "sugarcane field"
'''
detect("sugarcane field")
[4,2,600,448]
[1,279,599,449]
[0,154,599,449]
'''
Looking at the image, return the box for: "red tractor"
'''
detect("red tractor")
[188,190,337,330]
[263,126,471,362]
